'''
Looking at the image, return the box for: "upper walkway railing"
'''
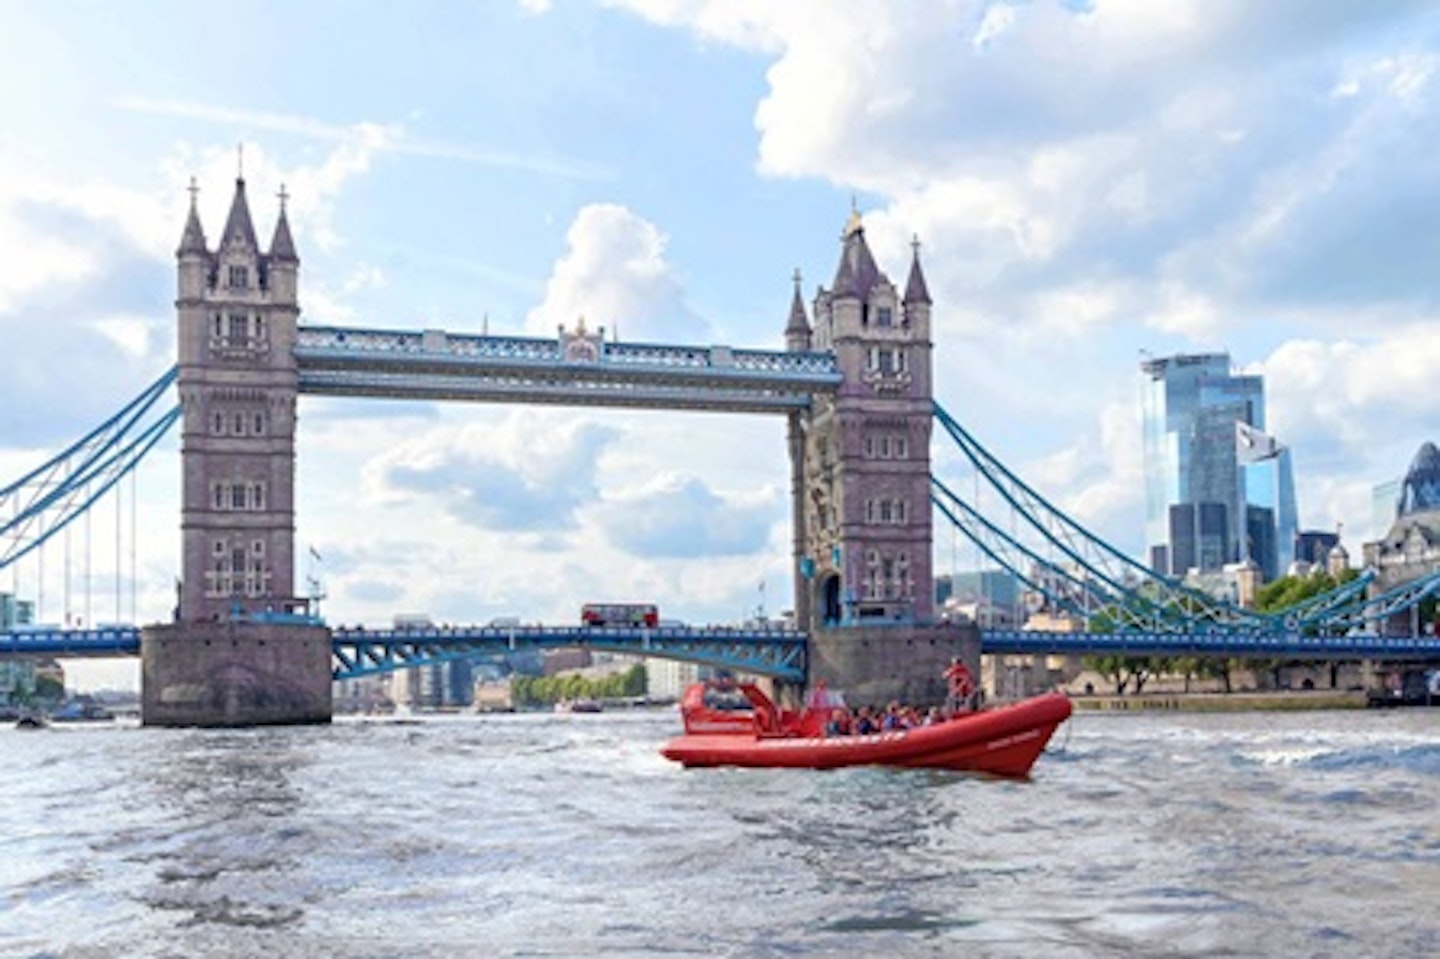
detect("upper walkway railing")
[294,325,842,413]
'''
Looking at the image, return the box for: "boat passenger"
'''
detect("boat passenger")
[824,707,851,737]
[853,705,879,735]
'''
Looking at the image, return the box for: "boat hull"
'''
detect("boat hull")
[661,693,1072,777]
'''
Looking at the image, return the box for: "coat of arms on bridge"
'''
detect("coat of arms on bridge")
[558,317,605,363]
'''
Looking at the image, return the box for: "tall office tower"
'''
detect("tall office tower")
[1140,353,1298,581]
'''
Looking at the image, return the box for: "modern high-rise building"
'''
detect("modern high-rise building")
[1140,352,1298,581]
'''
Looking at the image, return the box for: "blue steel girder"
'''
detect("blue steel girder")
[1318,570,1440,633]
[295,325,841,414]
[0,626,141,657]
[329,624,808,682]
[2,368,180,573]
[982,628,1440,661]
[932,402,1269,632]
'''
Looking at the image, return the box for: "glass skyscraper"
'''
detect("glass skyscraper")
[1140,352,1298,581]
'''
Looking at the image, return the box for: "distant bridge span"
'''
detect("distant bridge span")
[6,625,1439,682]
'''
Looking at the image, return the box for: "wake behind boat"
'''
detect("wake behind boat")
[660,679,1071,777]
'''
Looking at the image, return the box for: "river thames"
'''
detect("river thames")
[3,706,1438,958]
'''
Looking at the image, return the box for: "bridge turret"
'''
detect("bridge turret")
[267,187,299,305]
[176,179,209,305]
[784,268,812,352]
[902,235,932,338]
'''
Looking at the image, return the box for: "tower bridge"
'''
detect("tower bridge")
[4,177,1439,724]
[150,177,955,724]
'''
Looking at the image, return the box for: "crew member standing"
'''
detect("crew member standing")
[944,656,976,714]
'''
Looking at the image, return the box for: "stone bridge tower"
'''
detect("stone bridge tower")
[142,177,330,727]
[789,211,935,629]
[174,177,301,622]
[785,212,974,708]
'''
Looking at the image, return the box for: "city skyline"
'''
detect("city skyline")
[5,3,1440,689]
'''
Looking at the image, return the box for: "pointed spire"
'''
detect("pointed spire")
[785,268,811,338]
[177,176,208,257]
[220,177,259,251]
[269,183,298,263]
[903,234,932,305]
[831,208,883,298]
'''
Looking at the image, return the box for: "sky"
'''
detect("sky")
[4,1,1440,690]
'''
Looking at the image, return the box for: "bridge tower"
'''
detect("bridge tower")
[789,212,974,706]
[175,177,301,622]
[141,178,330,726]
[792,211,935,628]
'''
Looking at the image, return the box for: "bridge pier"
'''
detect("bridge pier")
[141,622,332,727]
[807,621,980,708]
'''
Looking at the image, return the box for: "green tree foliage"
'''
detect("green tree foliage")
[34,675,64,702]
[510,664,648,707]
[1254,567,1359,615]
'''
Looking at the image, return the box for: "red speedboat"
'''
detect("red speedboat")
[661,680,1071,778]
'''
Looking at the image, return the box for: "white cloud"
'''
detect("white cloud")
[525,203,709,342]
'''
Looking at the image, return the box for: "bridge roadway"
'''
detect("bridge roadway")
[0,623,810,682]
[4,625,1440,680]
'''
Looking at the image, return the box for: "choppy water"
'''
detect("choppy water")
[2,707,1438,958]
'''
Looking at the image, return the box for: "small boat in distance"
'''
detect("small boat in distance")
[661,680,1071,777]
[15,712,48,730]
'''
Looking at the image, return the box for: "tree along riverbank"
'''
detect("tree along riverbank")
[1070,689,1369,712]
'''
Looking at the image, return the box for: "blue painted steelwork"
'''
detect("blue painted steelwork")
[1,369,180,573]
[932,401,1275,631]
[982,628,1440,661]
[931,402,1440,637]
[331,623,807,682]
[0,622,807,681]
[7,620,1440,671]
[0,626,141,657]
[294,325,842,413]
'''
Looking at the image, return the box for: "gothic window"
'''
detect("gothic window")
[251,539,265,556]
[896,498,908,524]
[863,435,874,459]
[867,347,908,375]
[232,412,246,436]
[253,411,265,435]
[251,482,266,510]
[876,306,893,328]
[880,436,892,458]
[212,313,223,338]
[211,411,224,435]
[211,483,225,510]
[866,549,882,600]
[213,539,226,557]
[228,265,249,290]
[227,313,248,345]
[231,483,248,510]
[895,435,908,459]
[879,501,893,523]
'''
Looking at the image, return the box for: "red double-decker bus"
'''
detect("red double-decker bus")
[581,603,659,628]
